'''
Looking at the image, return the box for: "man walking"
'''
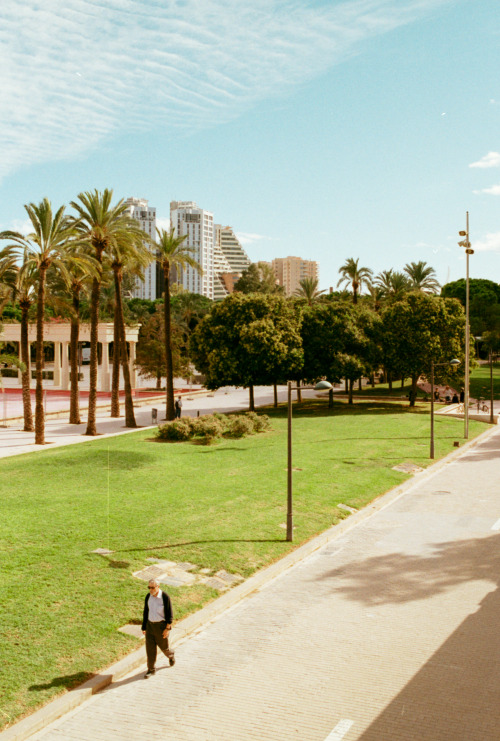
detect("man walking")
[174,396,182,418]
[142,578,175,678]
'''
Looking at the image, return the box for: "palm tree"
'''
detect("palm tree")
[12,254,37,431]
[108,239,152,427]
[404,261,440,293]
[156,228,202,420]
[0,246,17,316]
[1,199,77,444]
[294,277,325,305]
[47,247,98,424]
[70,189,147,436]
[364,280,384,312]
[375,269,410,302]
[337,258,373,304]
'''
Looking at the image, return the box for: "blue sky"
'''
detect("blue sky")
[1,0,499,290]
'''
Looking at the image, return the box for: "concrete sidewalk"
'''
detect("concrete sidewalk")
[0,385,290,459]
[4,423,500,740]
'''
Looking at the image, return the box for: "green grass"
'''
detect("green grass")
[469,362,500,401]
[0,400,488,728]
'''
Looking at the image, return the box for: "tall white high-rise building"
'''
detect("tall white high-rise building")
[213,224,232,301]
[124,197,157,300]
[220,226,250,274]
[170,201,215,299]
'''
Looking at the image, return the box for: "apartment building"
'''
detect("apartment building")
[170,201,215,300]
[124,197,157,300]
[272,256,319,296]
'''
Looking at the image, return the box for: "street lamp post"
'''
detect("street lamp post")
[459,213,473,439]
[430,358,460,459]
[286,379,333,541]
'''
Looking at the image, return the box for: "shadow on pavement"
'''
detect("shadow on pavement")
[320,533,500,739]
[357,585,500,740]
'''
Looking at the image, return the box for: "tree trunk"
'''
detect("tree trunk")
[345,378,348,393]
[69,290,81,424]
[156,373,162,390]
[273,383,278,408]
[163,266,175,421]
[401,377,405,388]
[329,388,334,408]
[110,298,120,418]
[35,267,47,444]
[348,378,354,404]
[114,269,136,428]
[249,384,255,411]
[409,375,418,407]
[388,371,392,391]
[20,303,33,432]
[85,268,102,436]
[296,380,302,403]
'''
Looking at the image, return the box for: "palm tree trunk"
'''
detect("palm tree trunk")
[249,384,255,411]
[20,303,33,432]
[273,383,278,408]
[69,290,81,424]
[163,266,175,421]
[114,270,136,427]
[110,300,120,417]
[35,267,46,444]
[86,270,101,436]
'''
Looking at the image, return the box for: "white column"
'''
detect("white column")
[101,342,110,391]
[53,342,61,386]
[61,342,70,390]
[129,341,137,388]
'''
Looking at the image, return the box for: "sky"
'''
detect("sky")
[1,0,499,291]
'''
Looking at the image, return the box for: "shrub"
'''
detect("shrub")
[245,412,271,433]
[156,420,192,442]
[227,415,254,438]
[195,416,225,444]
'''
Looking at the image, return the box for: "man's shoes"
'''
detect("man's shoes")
[169,657,175,667]
[144,669,156,678]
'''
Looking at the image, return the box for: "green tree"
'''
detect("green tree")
[337,258,373,304]
[70,189,146,435]
[156,228,203,420]
[135,305,186,390]
[404,261,440,293]
[234,262,282,294]
[375,269,411,302]
[191,293,303,410]
[382,294,466,406]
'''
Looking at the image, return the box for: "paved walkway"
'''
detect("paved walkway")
[0,386,291,459]
[28,424,500,740]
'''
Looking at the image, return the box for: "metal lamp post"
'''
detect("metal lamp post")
[430,359,460,459]
[458,213,473,439]
[286,379,333,541]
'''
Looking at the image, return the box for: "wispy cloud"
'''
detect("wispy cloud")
[473,184,500,196]
[469,151,500,168]
[474,233,500,252]
[235,232,276,246]
[0,0,449,182]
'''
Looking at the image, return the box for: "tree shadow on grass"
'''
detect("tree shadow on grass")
[116,537,285,554]
[29,672,94,692]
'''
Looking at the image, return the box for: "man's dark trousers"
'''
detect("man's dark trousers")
[145,620,174,671]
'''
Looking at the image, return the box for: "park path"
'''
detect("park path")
[0,386,290,459]
[31,425,500,740]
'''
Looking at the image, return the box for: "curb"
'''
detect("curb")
[2,422,498,740]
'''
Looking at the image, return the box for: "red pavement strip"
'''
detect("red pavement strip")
[1,423,498,741]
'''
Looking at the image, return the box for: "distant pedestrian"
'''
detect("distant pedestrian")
[452,393,459,403]
[142,579,175,678]
[174,396,182,418]
[460,388,465,403]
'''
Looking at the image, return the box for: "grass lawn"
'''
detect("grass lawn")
[0,400,488,728]
[469,362,500,401]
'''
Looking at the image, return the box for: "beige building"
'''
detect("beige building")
[272,256,319,296]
